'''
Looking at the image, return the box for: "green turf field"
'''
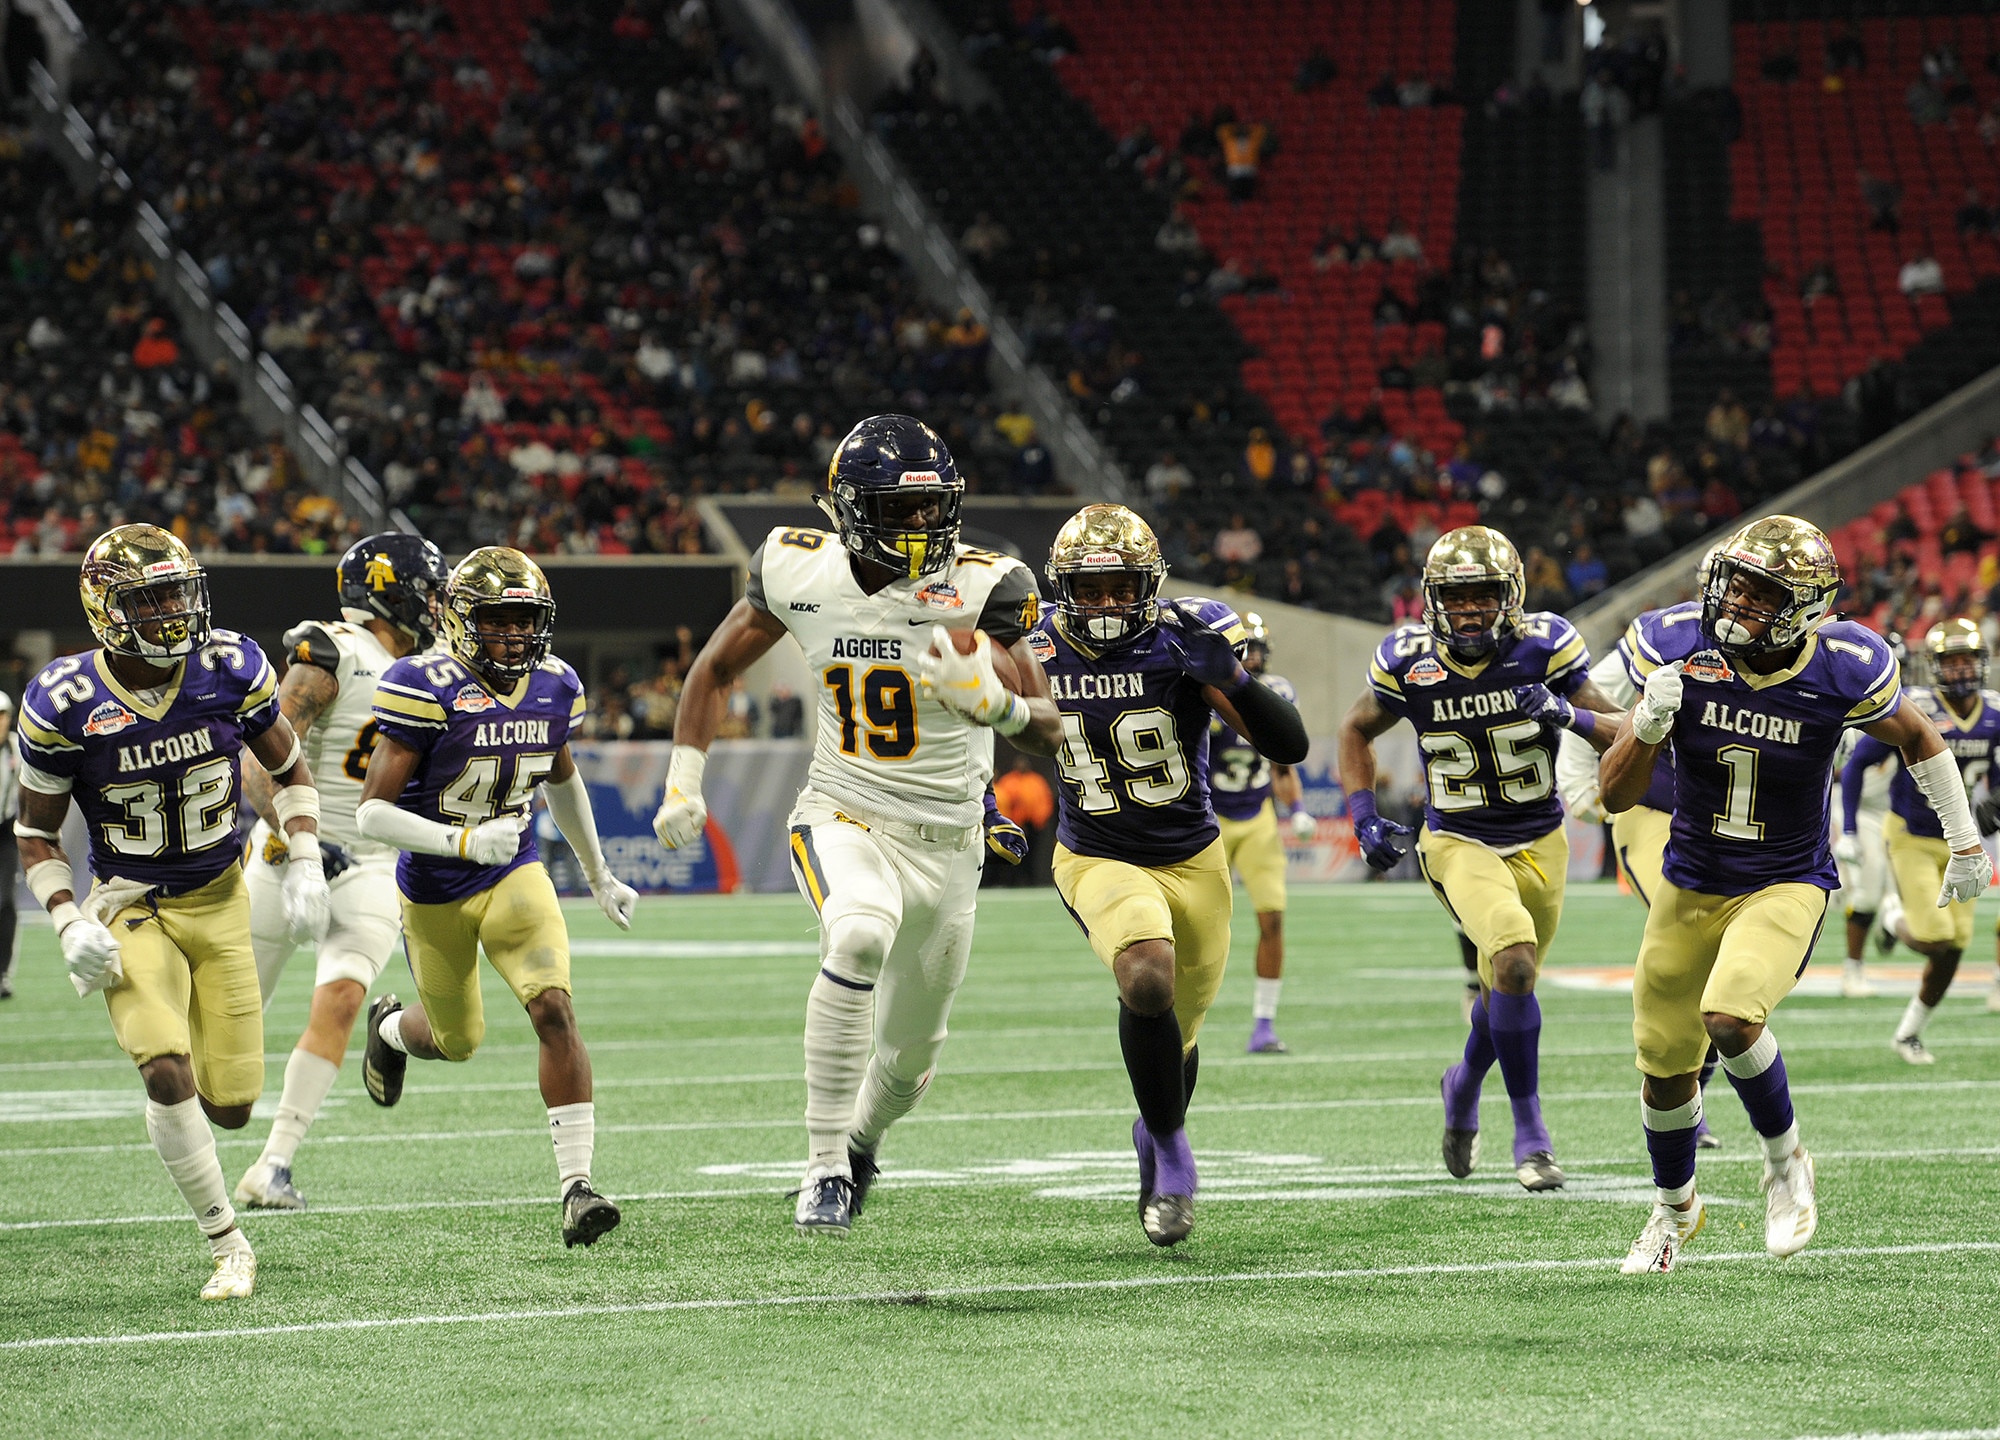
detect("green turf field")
[4,881,1998,1439]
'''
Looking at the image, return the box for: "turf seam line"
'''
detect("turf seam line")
[6,1241,1997,1351]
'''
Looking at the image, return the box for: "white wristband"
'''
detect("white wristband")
[666,745,707,797]
[1907,748,1981,852]
[286,829,322,864]
[49,899,83,934]
[991,692,1032,737]
[271,782,320,829]
[26,857,76,912]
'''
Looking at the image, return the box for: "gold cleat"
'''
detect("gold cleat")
[200,1246,257,1301]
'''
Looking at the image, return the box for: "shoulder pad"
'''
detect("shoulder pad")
[283,621,344,673]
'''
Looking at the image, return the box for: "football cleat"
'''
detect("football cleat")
[1516,1150,1565,1191]
[562,1180,621,1248]
[1841,974,1879,999]
[1989,980,2000,1013]
[1875,894,1903,955]
[1131,1117,1156,1219]
[1620,1196,1705,1275]
[1696,1126,1723,1151]
[847,1146,881,1218]
[1142,1126,1197,1246]
[794,1172,855,1236]
[234,1160,307,1211]
[200,1244,258,1300]
[1891,1033,1936,1065]
[1142,1193,1194,1248]
[1762,1147,1817,1257]
[362,994,407,1108]
[1439,1069,1479,1178]
[1246,1018,1289,1054]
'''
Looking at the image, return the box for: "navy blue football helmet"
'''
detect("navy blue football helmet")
[337,532,449,647]
[818,414,964,579]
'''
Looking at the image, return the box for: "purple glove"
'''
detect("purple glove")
[1513,682,1590,735]
[983,789,1029,865]
[1347,788,1414,872]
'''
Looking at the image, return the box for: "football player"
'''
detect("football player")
[1207,612,1314,1054]
[1337,526,1623,1192]
[1037,507,1309,1246]
[654,415,1064,1236]
[1605,516,1985,1273]
[1555,593,1723,1149]
[234,532,449,1210]
[13,525,329,1299]
[1830,630,1906,998]
[356,547,637,1249]
[1837,618,2000,1062]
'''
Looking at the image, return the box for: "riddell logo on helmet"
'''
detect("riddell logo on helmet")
[1444,563,1488,579]
[500,586,538,600]
[1080,550,1123,567]
[898,470,942,485]
[142,560,184,577]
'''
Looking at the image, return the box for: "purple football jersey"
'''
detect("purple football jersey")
[1847,686,2000,840]
[1210,673,1298,822]
[16,632,279,892]
[1615,606,1683,814]
[1627,611,1902,895]
[371,653,586,903]
[1368,613,1590,847]
[1032,601,1222,866]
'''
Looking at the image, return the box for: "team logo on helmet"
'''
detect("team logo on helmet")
[364,554,398,591]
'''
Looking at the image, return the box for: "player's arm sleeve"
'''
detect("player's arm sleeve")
[1367,642,1409,718]
[743,540,773,615]
[371,672,448,753]
[1543,618,1591,696]
[975,562,1040,648]
[1226,676,1310,765]
[1556,728,1605,823]
[1839,736,1893,831]
[283,622,343,675]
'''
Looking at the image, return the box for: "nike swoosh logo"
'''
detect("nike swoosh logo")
[908,619,936,626]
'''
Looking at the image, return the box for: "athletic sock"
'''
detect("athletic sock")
[1720,1028,1796,1147]
[1894,996,1936,1041]
[1641,1093,1703,1206]
[1697,1045,1719,1092]
[548,1102,594,1197]
[209,1226,253,1259]
[260,1049,339,1169]
[146,1097,236,1238]
[802,970,873,1175]
[1182,1044,1199,1106]
[1443,992,1497,1128]
[1252,977,1281,1020]
[851,1061,930,1155]
[1843,957,1867,980]
[1119,1003,1186,1139]
[1487,990,1551,1159]
[378,1010,410,1053]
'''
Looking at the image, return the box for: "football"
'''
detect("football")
[933,626,1024,694]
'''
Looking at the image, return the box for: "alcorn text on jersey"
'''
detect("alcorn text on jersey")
[371,652,587,903]
[1368,613,1590,849]
[747,526,1039,829]
[1625,612,1902,895]
[280,619,398,856]
[16,632,279,892]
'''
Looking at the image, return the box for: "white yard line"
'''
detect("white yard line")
[4,1240,1997,1351]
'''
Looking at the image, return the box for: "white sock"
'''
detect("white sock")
[1844,957,1866,978]
[548,1102,595,1196]
[1762,1121,1801,1165]
[210,1227,253,1259]
[260,1049,340,1169]
[803,971,874,1175]
[146,1098,236,1238]
[378,1010,409,1053]
[852,1061,930,1155]
[1253,977,1282,1021]
[1719,1027,1780,1079]
[1895,996,1935,1041]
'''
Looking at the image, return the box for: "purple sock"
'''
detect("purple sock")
[1642,1093,1702,1201]
[1148,1124,1197,1197]
[1720,1032,1795,1140]
[1443,994,1496,1129]
[1487,990,1551,1160]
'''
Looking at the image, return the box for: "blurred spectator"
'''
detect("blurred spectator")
[1956,188,1994,238]
[1379,217,1423,264]
[1213,513,1263,564]
[1216,118,1269,203]
[767,683,804,739]
[1145,451,1193,503]
[716,679,760,739]
[1826,22,1865,73]
[1526,546,1571,611]
[1705,390,1751,449]
[1293,46,1336,94]
[1155,205,1203,258]
[961,212,1011,262]
[1940,507,1992,557]
[1898,254,1945,297]
[1860,169,1903,232]
[1241,428,1277,484]
[1564,543,1608,599]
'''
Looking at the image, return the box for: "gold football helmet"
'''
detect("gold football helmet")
[1924,616,1988,702]
[440,547,556,685]
[1702,515,1839,656]
[1422,525,1524,658]
[1047,504,1168,645]
[1241,610,1270,672]
[79,523,211,661]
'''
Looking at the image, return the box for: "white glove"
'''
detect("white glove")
[1631,661,1685,745]
[1289,807,1317,841]
[589,871,638,930]
[58,912,123,997]
[461,814,528,866]
[917,625,1019,728]
[1940,850,1992,906]
[1832,831,1861,866]
[281,841,333,944]
[654,746,708,850]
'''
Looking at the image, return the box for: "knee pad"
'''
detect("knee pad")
[822,911,896,987]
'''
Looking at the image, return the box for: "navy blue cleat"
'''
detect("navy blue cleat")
[794,1173,855,1236]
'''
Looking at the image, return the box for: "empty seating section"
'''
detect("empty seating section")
[1033,0,1465,457]
[1733,14,2000,399]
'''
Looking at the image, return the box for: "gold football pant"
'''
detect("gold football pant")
[1054,839,1233,1052]
[1612,806,1671,909]
[1217,800,1288,913]
[398,862,572,1062]
[1883,813,1976,949]
[99,865,264,1108]
[1415,824,1568,988]
[1632,879,1829,1077]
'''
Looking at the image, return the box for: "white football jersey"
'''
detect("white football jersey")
[749,526,1041,828]
[281,618,400,854]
